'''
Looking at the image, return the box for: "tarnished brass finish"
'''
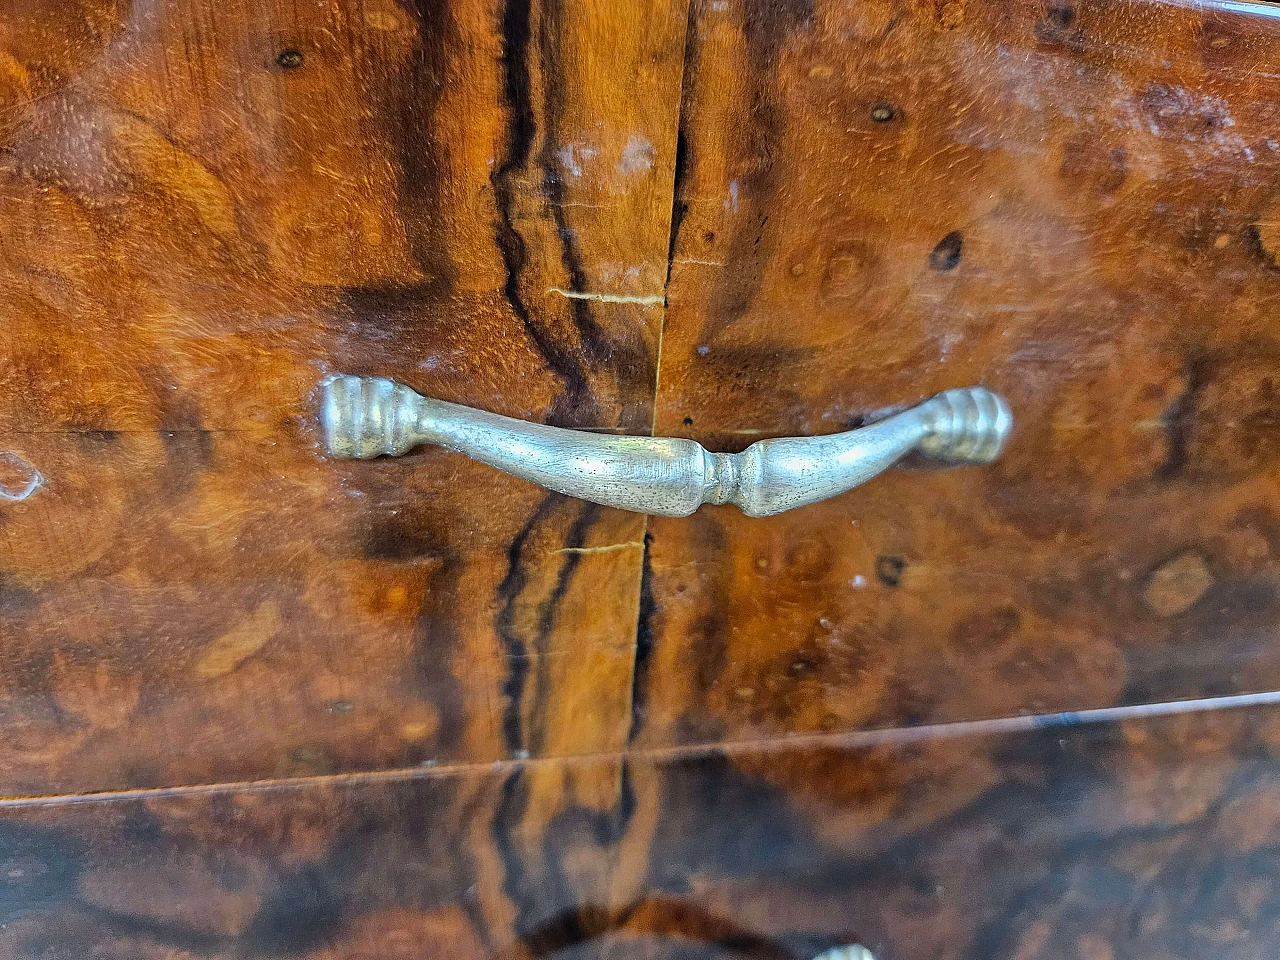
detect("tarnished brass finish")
[322,375,1012,517]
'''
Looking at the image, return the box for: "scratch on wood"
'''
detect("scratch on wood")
[547,287,666,305]
[0,451,45,502]
[554,541,645,555]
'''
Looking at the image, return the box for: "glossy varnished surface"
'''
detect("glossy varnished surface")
[5,0,1280,787]
[4,0,1280,952]
[3,700,1280,958]
[641,0,1280,748]
[0,0,688,792]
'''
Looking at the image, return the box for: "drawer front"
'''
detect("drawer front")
[638,0,1280,748]
[0,0,688,794]
[2,1,1279,955]
[5,0,1280,790]
[1,699,1275,958]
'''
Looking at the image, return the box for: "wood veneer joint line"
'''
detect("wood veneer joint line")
[619,0,701,756]
[6,690,1280,810]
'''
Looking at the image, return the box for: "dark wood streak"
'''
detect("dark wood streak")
[492,0,596,424]
[494,496,612,757]
[495,493,566,756]
[492,767,536,948]
[404,513,469,761]
[1157,351,1211,481]
[526,500,603,756]
[662,0,700,292]
[536,0,611,367]
[629,531,658,744]
[664,128,692,290]
[493,759,640,957]
[383,0,456,288]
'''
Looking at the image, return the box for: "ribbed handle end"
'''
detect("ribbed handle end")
[916,386,1013,465]
[321,375,423,459]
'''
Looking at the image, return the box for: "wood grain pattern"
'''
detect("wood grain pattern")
[8,1,1280,950]
[639,0,1280,748]
[3,700,1280,958]
[0,0,689,794]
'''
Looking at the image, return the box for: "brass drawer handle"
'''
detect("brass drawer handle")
[320,375,1011,518]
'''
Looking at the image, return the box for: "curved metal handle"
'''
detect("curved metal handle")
[320,376,1012,517]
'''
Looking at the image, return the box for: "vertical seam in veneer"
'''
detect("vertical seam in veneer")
[624,0,700,748]
[601,11,701,941]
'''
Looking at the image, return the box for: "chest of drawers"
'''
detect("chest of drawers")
[2,0,1279,956]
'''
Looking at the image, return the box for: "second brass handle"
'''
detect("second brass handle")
[321,376,1012,517]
